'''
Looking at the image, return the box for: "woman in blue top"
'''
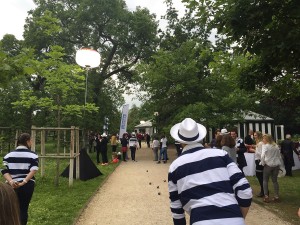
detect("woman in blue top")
[1,133,39,225]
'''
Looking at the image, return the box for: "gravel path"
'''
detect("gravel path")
[74,144,291,225]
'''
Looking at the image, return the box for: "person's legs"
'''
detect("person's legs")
[15,181,35,225]
[112,145,117,153]
[160,147,166,162]
[153,147,158,161]
[103,149,108,164]
[164,147,168,161]
[122,152,127,161]
[283,156,292,176]
[263,165,272,198]
[271,166,280,198]
[132,148,136,161]
[130,147,136,161]
[96,148,100,163]
[255,160,264,196]
[138,140,141,148]
[157,148,163,163]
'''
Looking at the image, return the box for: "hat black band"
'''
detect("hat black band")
[178,131,199,142]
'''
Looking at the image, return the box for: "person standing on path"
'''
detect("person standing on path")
[152,136,160,161]
[1,133,39,225]
[120,133,129,162]
[137,132,143,148]
[100,133,109,165]
[168,118,252,225]
[145,133,151,148]
[129,132,139,162]
[157,135,168,164]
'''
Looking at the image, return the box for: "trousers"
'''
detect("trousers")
[15,181,35,225]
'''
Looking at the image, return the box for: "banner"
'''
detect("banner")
[119,104,130,138]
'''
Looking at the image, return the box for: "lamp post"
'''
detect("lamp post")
[75,48,100,149]
[153,112,159,134]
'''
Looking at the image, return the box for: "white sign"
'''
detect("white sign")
[119,104,129,138]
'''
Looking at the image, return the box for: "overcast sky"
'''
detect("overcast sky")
[0,0,185,107]
[0,0,185,40]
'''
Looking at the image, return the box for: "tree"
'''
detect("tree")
[182,0,300,133]
[0,35,27,88]
[11,46,98,128]
[183,0,300,73]
[24,0,158,89]
[138,41,254,134]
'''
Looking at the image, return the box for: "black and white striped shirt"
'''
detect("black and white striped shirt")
[129,137,138,147]
[1,146,39,182]
[168,143,252,225]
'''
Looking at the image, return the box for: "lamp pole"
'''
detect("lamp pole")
[154,112,159,134]
[75,48,100,150]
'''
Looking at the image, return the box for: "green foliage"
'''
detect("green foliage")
[180,0,300,133]
[138,38,254,132]
[10,46,98,128]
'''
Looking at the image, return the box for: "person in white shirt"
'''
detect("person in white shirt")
[152,136,160,161]
[128,132,139,162]
[260,134,281,203]
[157,135,168,164]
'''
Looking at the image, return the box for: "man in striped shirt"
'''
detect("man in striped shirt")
[1,133,39,225]
[168,118,252,225]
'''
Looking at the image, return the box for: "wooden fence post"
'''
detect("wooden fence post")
[69,127,75,186]
[31,126,36,152]
[75,127,80,180]
[41,129,45,177]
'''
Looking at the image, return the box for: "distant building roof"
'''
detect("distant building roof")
[134,120,152,128]
[243,111,274,121]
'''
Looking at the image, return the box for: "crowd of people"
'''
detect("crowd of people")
[1,123,300,224]
[207,128,300,203]
[167,118,300,224]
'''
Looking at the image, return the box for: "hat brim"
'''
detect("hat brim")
[170,122,207,144]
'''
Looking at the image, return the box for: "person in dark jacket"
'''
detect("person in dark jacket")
[244,130,255,153]
[231,130,247,175]
[280,134,299,176]
[99,133,109,165]
[120,133,129,161]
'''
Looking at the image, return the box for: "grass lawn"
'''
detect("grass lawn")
[1,146,119,225]
[247,170,300,225]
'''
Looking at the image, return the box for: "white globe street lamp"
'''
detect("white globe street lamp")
[75,48,100,150]
[75,48,101,106]
[75,48,101,68]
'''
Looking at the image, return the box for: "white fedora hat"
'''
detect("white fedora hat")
[220,128,229,135]
[170,118,207,144]
[102,133,107,137]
